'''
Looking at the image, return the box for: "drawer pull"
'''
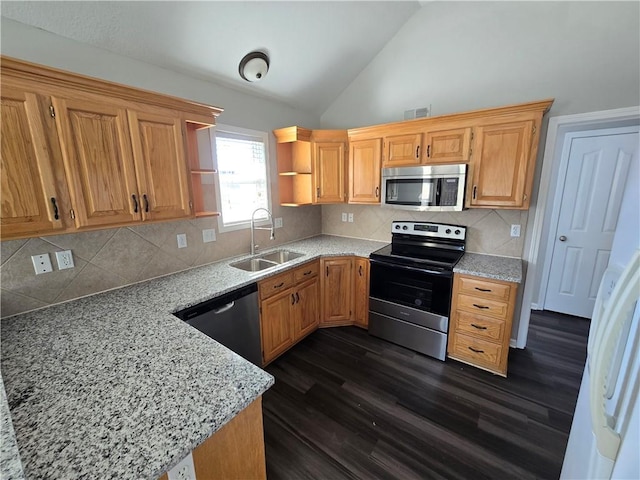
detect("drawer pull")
[303,270,313,276]
[471,323,487,330]
[468,346,485,354]
[473,304,489,309]
[295,292,300,303]
[274,282,285,289]
[475,287,492,292]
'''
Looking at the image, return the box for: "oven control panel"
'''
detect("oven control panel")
[391,221,466,241]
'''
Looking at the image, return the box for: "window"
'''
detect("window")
[213,125,270,231]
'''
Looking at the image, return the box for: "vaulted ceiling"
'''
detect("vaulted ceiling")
[1,1,421,115]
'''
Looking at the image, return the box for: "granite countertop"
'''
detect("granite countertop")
[454,252,523,283]
[0,234,387,480]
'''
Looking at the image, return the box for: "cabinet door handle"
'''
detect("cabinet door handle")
[468,346,485,354]
[475,287,492,292]
[143,194,149,213]
[317,187,320,198]
[416,146,420,158]
[471,324,488,330]
[473,304,490,309]
[274,282,284,289]
[359,265,363,276]
[326,266,329,277]
[50,197,59,220]
[132,194,138,213]
[295,292,300,303]
[427,145,431,158]
[375,186,379,198]
[291,293,295,305]
[473,185,477,200]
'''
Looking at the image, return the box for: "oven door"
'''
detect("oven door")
[369,258,453,317]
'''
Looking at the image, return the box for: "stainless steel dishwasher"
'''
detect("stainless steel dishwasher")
[174,283,262,366]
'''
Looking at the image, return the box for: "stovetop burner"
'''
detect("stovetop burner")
[370,221,466,270]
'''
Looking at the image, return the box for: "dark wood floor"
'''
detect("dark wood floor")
[262,310,590,480]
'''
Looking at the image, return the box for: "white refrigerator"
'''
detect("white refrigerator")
[560,146,640,479]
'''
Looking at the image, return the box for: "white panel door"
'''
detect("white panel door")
[545,131,638,318]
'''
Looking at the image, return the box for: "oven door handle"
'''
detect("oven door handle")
[369,258,450,276]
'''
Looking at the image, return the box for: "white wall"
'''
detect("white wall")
[321,1,640,128]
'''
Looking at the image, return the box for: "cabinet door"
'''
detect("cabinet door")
[424,127,471,163]
[261,289,295,364]
[295,277,319,340]
[353,258,369,328]
[383,133,422,167]
[1,87,64,238]
[348,139,381,204]
[320,257,353,325]
[314,142,345,203]
[53,97,140,227]
[470,120,534,208]
[128,110,192,221]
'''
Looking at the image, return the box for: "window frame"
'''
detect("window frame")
[212,124,272,233]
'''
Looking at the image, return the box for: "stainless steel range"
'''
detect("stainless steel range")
[368,221,466,361]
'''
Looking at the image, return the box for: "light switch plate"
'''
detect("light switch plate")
[202,229,216,243]
[348,213,354,223]
[55,250,75,269]
[31,254,53,274]
[177,233,187,248]
[274,217,283,229]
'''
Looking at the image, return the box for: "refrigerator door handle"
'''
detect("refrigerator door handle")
[589,249,640,461]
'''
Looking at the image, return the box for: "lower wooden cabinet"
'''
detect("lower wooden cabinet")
[259,261,319,365]
[447,273,518,376]
[159,396,266,480]
[320,257,353,326]
[353,257,370,328]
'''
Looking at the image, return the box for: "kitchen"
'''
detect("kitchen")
[1,2,639,479]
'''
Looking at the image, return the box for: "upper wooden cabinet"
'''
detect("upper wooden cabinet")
[348,138,382,204]
[469,116,539,209]
[1,86,65,237]
[128,109,192,221]
[383,133,422,167]
[313,141,345,203]
[423,126,472,164]
[0,56,222,240]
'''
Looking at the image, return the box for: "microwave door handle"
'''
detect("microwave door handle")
[436,178,441,205]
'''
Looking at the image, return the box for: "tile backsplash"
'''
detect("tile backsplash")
[1,207,321,318]
[322,205,528,258]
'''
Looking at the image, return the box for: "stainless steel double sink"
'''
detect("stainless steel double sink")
[229,250,305,272]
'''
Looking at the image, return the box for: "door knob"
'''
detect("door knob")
[559,235,567,242]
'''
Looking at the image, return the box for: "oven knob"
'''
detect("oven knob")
[402,225,408,230]
[455,229,461,235]
[446,229,451,234]
[395,225,401,230]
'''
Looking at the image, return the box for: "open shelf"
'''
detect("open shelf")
[273,126,314,206]
[186,122,220,217]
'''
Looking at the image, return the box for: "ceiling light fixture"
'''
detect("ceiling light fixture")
[239,51,270,82]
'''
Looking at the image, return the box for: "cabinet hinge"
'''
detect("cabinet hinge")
[189,201,193,212]
[49,105,56,118]
[532,125,537,135]
[471,131,474,140]
[69,208,76,220]
[469,148,473,158]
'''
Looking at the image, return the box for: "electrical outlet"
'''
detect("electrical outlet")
[274,217,283,229]
[348,213,354,223]
[31,254,53,274]
[510,225,521,237]
[166,453,196,480]
[55,250,75,270]
[202,229,216,243]
[177,233,188,248]
[341,212,347,222]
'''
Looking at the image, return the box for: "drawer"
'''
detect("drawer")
[452,310,506,342]
[259,271,294,300]
[293,260,319,283]
[458,276,512,301]
[457,294,509,320]
[449,332,504,371]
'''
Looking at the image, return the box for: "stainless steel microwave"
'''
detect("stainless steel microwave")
[381,164,467,212]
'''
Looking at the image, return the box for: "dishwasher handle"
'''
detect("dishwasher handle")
[211,301,235,315]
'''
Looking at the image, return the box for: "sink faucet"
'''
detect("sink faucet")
[250,207,275,255]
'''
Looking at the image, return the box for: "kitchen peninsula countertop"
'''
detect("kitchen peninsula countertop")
[454,252,523,283]
[0,235,387,479]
